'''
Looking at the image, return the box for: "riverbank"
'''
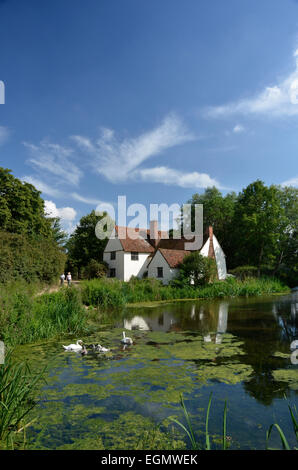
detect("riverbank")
[0,277,290,347]
[81,276,290,309]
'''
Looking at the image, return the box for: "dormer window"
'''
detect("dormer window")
[131,252,139,260]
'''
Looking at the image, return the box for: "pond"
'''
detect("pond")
[15,292,298,450]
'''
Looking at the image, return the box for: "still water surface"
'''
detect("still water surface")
[17,293,298,449]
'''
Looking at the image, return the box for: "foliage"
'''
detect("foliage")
[81,276,289,309]
[228,266,258,280]
[176,252,217,287]
[0,286,87,346]
[66,210,110,277]
[0,230,66,283]
[0,350,45,449]
[81,259,109,280]
[182,181,297,286]
[0,167,52,237]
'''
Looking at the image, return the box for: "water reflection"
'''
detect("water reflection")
[122,293,298,405]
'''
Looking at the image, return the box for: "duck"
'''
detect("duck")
[290,340,298,351]
[62,340,83,351]
[121,331,133,345]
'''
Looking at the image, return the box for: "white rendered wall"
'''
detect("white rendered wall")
[104,237,125,280]
[213,235,227,280]
[199,236,227,280]
[148,250,178,285]
[123,252,150,281]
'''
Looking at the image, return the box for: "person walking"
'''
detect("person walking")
[60,273,65,286]
[66,272,72,286]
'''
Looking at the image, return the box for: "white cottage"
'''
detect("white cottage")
[103,222,227,284]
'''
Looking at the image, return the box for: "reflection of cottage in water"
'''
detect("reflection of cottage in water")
[203,301,228,344]
[123,300,229,338]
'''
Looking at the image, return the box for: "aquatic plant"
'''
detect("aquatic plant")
[0,286,87,346]
[0,350,45,449]
[266,401,298,450]
[170,393,229,450]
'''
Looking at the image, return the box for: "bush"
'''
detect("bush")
[81,259,108,280]
[177,252,217,287]
[228,266,258,280]
[0,231,66,284]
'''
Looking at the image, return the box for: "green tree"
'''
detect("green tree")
[232,181,286,275]
[66,210,110,276]
[0,167,52,237]
[182,187,237,263]
[177,252,217,287]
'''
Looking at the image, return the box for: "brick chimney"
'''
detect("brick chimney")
[208,226,213,240]
[150,220,159,247]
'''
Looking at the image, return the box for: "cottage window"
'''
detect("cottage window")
[157,267,163,278]
[131,252,139,261]
[109,268,116,278]
[110,251,116,260]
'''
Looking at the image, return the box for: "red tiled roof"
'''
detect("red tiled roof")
[115,226,154,253]
[159,248,190,268]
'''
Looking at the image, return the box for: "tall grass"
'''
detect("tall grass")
[0,350,45,449]
[0,285,87,346]
[81,276,289,309]
[266,401,298,450]
[170,393,229,450]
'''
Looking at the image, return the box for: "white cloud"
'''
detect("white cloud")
[24,140,82,186]
[22,176,64,198]
[205,48,298,118]
[233,124,245,133]
[71,113,195,183]
[281,177,298,187]
[137,166,222,189]
[71,113,223,189]
[0,126,10,145]
[44,200,77,234]
[71,192,107,205]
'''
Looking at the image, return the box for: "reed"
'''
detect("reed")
[0,350,45,449]
[81,276,289,309]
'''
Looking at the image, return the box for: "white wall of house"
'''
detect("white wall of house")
[200,236,227,280]
[103,236,124,280]
[123,252,150,281]
[148,250,178,285]
[213,235,227,280]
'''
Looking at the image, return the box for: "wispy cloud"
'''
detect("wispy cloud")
[22,175,64,198]
[24,140,82,186]
[71,192,108,205]
[0,126,10,145]
[71,113,223,189]
[281,176,298,187]
[72,113,195,183]
[205,48,298,118]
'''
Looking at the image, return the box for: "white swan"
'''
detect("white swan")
[93,344,110,353]
[121,331,133,345]
[63,340,83,351]
[290,340,298,351]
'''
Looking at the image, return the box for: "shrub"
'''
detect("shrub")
[177,252,217,287]
[228,266,258,280]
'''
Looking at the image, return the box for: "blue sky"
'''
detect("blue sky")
[0,0,298,231]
